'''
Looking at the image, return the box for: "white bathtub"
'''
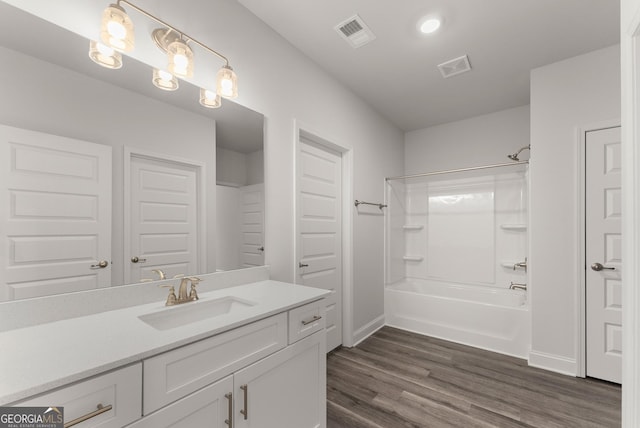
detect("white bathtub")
[385,278,530,358]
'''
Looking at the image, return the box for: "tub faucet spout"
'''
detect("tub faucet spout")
[509,282,527,291]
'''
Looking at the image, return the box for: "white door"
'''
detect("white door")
[586,126,622,384]
[296,139,342,352]
[126,153,201,282]
[240,184,265,268]
[0,124,112,300]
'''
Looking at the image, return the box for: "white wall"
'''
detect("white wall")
[405,105,530,175]
[529,45,621,373]
[217,147,248,186]
[0,46,217,286]
[215,185,242,270]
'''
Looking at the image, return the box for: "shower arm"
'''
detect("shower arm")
[508,145,531,162]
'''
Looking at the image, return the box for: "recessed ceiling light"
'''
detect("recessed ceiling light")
[418,16,442,34]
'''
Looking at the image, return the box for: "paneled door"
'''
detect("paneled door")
[296,138,342,352]
[126,151,203,282]
[585,126,622,383]
[240,183,264,268]
[0,124,112,300]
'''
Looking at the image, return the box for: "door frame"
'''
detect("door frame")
[123,147,207,282]
[293,119,355,347]
[622,2,640,424]
[576,120,621,378]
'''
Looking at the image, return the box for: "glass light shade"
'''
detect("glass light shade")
[152,69,179,91]
[100,4,135,52]
[88,40,123,69]
[216,65,238,99]
[167,39,194,78]
[199,88,222,108]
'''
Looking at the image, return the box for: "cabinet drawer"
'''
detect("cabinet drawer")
[288,299,325,344]
[143,313,287,414]
[15,363,142,428]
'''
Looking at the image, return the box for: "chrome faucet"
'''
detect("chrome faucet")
[164,276,201,306]
[509,282,527,291]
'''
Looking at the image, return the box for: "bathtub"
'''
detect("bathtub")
[385,278,530,358]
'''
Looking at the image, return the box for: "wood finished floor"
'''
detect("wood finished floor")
[326,327,621,428]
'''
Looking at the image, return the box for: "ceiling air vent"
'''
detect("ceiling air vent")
[335,14,376,48]
[437,55,472,78]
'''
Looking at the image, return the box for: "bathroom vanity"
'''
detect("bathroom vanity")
[0,267,329,428]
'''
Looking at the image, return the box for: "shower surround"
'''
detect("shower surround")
[385,166,530,357]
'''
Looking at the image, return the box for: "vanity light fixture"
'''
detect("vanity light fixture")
[216,65,238,99]
[199,88,222,108]
[100,3,135,52]
[166,38,194,78]
[88,40,123,69]
[94,0,239,106]
[152,68,179,91]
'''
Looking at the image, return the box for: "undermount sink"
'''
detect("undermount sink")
[138,296,256,331]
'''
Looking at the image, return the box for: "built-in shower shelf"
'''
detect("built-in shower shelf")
[402,225,424,230]
[500,224,527,231]
[403,256,424,262]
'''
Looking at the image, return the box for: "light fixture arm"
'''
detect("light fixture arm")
[116,0,230,66]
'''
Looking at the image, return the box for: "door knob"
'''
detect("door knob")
[90,260,109,269]
[591,262,615,271]
[299,262,309,268]
[131,256,147,263]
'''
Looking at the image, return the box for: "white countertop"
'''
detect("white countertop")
[0,280,329,405]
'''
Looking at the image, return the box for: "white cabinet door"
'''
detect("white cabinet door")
[0,124,112,301]
[128,375,233,428]
[233,330,326,428]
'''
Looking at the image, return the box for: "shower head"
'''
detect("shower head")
[507,145,531,162]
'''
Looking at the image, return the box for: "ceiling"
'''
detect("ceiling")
[238,0,620,131]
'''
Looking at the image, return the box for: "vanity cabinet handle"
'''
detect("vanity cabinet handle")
[301,315,322,326]
[240,384,248,420]
[64,403,112,428]
[225,392,233,426]
[131,256,147,263]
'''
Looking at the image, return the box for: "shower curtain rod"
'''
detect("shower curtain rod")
[385,160,529,181]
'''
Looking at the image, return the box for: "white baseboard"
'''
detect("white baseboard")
[529,350,577,376]
[351,314,385,347]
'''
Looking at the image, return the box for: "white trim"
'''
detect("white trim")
[528,350,577,376]
[292,119,355,348]
[575,120,621,379]
[123,147,207,282]
[353,314,385,347]
[622,3,640,425]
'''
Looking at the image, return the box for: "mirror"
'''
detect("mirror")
[0,2,264,300]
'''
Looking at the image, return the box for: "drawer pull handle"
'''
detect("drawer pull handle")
[225,392,233,426]
[301,315,322,326]
[240,384,248,420]
[64,403,112,428]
